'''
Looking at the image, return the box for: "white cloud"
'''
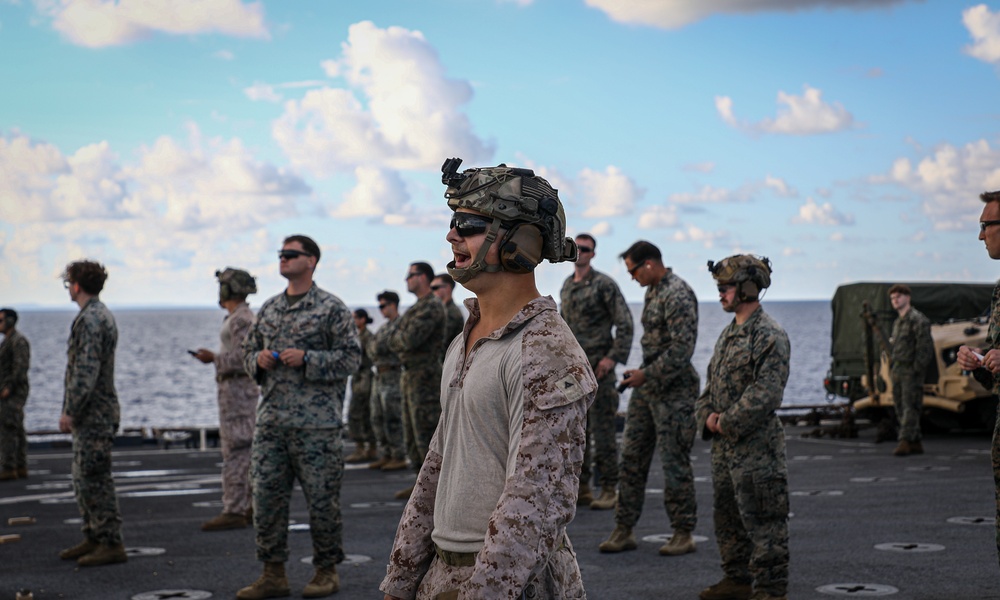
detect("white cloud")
[590,221,612,237]
[637,205,679,229]
[333,166,409,218]
[672,225,726,248]
[782,247,803,256]
[34,0,269,48]
[669,177,797,204]
[244,82,282,103]
[963,4,1000,65]
[579,166,644,218]
[584,0,912,30]
[682,161,715,173]
[792,197,855,226]
[273,21,493,177]
[716,85,856,135]
[830,232,844,241]
[764,175,797,197]
[213,49,235,60]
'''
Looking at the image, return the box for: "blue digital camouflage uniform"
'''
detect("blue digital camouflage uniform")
[974,281,1000,568]
[615,270,699,534]
[389,293,445,470]
[379,296,596,599]
[349,326,376,448]
[695,305,791,597]
[370,316,406,462]
[242,283,361,568]
[213,302,258,516]
[889,306,933,443]
[63,298,124,546]
[0,328,30,474]
[560,267,633,493]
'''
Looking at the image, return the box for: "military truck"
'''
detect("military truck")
[824,282,997,430]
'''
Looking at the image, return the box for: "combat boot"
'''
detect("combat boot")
[892,440,912,456]
[910,441,924,455]
[577,483,594,506]
[201,512,248,531]
[364,444,378,461]
[59,539,97,560]
[749,592,787,600]
[77,543,127,567]
[659,530,696,556]
[302,565,340,598]
[368,456,389,469]
[237,562,290,600]
[0,469,16,481]
[381,458,409,471]
[598,525,637,553]
[16,467,28,478]
[394,485,413,500]
[590,487,617,510]
[343,446,369,463]
[699,577,752,600]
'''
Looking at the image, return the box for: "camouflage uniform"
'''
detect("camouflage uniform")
[695,305,791,597]
[380,296,596,599]
[442,299,465,363]
[890,307,933,443]
[560,267,633,492]
[975,281,1000,568]
[348,326,376,447]
[615,270,699,534]
[370,317,406,461]
[242,283,361,568]
[389,293,445,470]
[213,302,258,516]
[0,328,30,474]
[63,299,124,547]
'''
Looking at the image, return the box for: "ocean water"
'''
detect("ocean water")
[13,300,831,432]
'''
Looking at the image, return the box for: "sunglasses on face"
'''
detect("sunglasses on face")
[577,246,593,254]
[980,220,1000,232]
[278,249,313,260]
[378,304,388,309]
[430,285,443,291]
[627,260,646,276]
[450,213,493,237]
[717,284,736,293]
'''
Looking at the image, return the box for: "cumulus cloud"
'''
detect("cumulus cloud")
[34,0,269,48]
[964,4,1000,65]
[584,0,912,30]
[791,197,855,226]
[669,176,797,204]
[333,166,409,218]
[716,85,856,135]
[682,161,715,173]
[637,205,679,229]
[579,166,644,218]
[273,21,493,177]
[590,221,612,237]
[672,225,727,248]
[244,82,282,103]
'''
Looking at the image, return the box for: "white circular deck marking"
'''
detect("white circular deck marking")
[192,500,223,508]
[350,501,404,508]
[790,490,844,496]
[301,554,372,565]
[64,517,83,524]
[289,523,310,532]
[874,542,944,553]
[127,547,167,557]
[904,466,950,472]
[132,591,212,600]
[947,516,995,526]
[817,583,898,596]
[792,455,833,460]
[640,533,709,544]
[850,477,897,483]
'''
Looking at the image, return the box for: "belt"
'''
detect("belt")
[434,544,477,567]
[376,365,401,373]
[217,371,251,383]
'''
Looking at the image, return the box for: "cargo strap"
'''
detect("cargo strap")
[434,544,477,567]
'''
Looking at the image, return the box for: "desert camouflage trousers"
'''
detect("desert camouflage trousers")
[615,381,697,533]
[993,409,1000,569]
[250,424,344,568]
[372,370,406,461]
[891,365,924,442]
[710,439,789,596]
[349,370,376,446]
[414,534,585,599]
[218,377,257,515]
[400,363,442,470]
[72,425,124,546]
[0,392,27,471]
[580,361,619,490]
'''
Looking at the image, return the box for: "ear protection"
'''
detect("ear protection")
[498,225,543,273]
[737,265,760,301]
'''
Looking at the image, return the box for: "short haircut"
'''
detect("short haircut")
[283,234,321,263]
[433,273,456,290]
[410,262,434,282]
[377,290,400,306]
[888,284,911,296]
[0,308,18,327]
[354,308,373,324]
[619,240,662,265]
[63,260,109,295]
[980,191,1000,203]
[576,233,596,249]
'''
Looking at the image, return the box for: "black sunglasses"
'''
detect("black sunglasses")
[980,220,1000,232]
[717,284,736,293]
[627,260,646,276]
[378,303,388,309]
[577,246,593,254]
[450,213,493,237]
[430,285,443,291]
[278,249,313,260]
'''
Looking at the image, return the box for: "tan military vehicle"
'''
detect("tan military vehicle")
[825,282,997,430]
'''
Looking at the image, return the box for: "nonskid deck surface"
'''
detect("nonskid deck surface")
[1,426,997,599]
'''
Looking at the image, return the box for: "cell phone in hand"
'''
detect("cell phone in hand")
[187,350,198,357]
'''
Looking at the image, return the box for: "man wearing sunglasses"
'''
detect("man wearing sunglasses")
[431,273,465,363]
[696,254,789,600]
[600,240,699,558]
[239,235,361,599]
[957,189,1000,572]
[381,160,595,600]
[389,261,446,500]
[367,291,408,472]
[886,284,933,457]
[559,233,634,511]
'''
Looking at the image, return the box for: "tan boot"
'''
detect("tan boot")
[590,487,617,510]
[699,577,752,600]
[0,470,17,481]
[237,562,291,600]
[59,539,97,560]
[368,456,390,469]
[201,512,248,531]
[749,592,787,600]
[344,447,368,463]
[381,458,409,471]
[659,530,696,556]
[577,483,594,506]
[78,543,127,567]
[598,525,636,553]
[364,444,378,461]
[302,565,340,598]
[394,485,414,500]
[893,440,912,456]
[910,441,924,455]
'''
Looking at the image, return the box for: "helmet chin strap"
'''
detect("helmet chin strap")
[447,218,504,284]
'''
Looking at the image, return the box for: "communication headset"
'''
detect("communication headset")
[498,224,543,273]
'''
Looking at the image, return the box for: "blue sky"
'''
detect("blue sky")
[2,0,1000,308]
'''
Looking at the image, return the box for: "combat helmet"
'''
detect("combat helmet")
[216,268,257,301]
[441,157,578,284]
[707,254,772,302]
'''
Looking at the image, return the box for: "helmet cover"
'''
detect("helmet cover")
[216,268,257,301]
[707,255,772,290]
